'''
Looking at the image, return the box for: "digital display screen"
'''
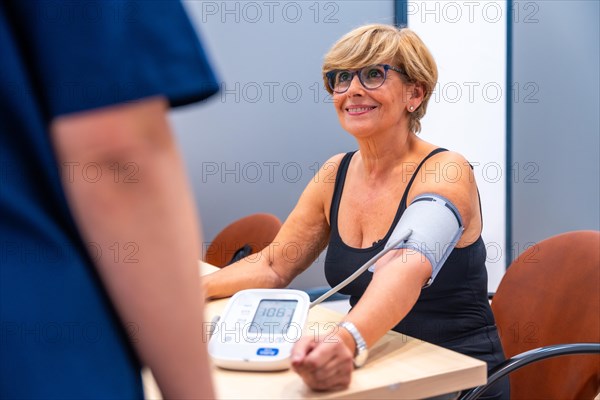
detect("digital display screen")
[248,299,297,335]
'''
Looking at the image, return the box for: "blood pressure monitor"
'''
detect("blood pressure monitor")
[208,289,310,371]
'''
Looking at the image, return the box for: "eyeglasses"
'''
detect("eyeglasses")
[325,64,406,94]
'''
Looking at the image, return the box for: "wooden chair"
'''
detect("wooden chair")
[462,230,600,400]
[204,213,282,268]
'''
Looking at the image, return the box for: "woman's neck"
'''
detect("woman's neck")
[354,129,420,180]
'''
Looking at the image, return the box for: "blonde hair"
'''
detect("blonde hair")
[323,24,437,134]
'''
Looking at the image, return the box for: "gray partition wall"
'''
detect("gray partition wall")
[173,1,396,289]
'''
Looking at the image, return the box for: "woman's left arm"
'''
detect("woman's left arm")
[291,249,430,391]
[292,151,479,390]
[353,150,481,341]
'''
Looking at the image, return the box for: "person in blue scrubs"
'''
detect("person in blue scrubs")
[1,1,218,398]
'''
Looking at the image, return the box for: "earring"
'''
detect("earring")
[409,106,414,111]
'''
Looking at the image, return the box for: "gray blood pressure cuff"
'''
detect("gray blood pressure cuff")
[384,193,464,287]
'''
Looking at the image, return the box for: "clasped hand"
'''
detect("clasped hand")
[290,332,355,391]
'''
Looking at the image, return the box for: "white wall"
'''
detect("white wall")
[408,1,507,290]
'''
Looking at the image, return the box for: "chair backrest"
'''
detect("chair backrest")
[203,213,282,268]
[491,230,600,400]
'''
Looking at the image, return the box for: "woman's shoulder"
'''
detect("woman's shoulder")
[408,145,481,240]
[300,152,349,226]
[411,138,467,164]
[412,146,476,190]
[311,152,351,183]
[407,138,469,172]
[325,152,350,165]
[301,153,348,197]
[407,143,476,193]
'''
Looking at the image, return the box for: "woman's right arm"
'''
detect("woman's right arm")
[203,154,344,299]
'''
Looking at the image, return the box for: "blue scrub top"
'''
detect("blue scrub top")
[0,1,218,398]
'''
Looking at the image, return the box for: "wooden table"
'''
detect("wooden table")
[143,264,487,399]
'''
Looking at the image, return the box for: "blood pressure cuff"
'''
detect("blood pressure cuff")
[384,193,464,287]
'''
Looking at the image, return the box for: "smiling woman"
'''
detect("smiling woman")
[203,24,509,399]
[322,25,437,135]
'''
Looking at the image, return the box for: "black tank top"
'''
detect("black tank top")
[324,149,497,345]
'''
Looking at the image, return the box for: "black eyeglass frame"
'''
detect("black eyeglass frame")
[325,64,407,94]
